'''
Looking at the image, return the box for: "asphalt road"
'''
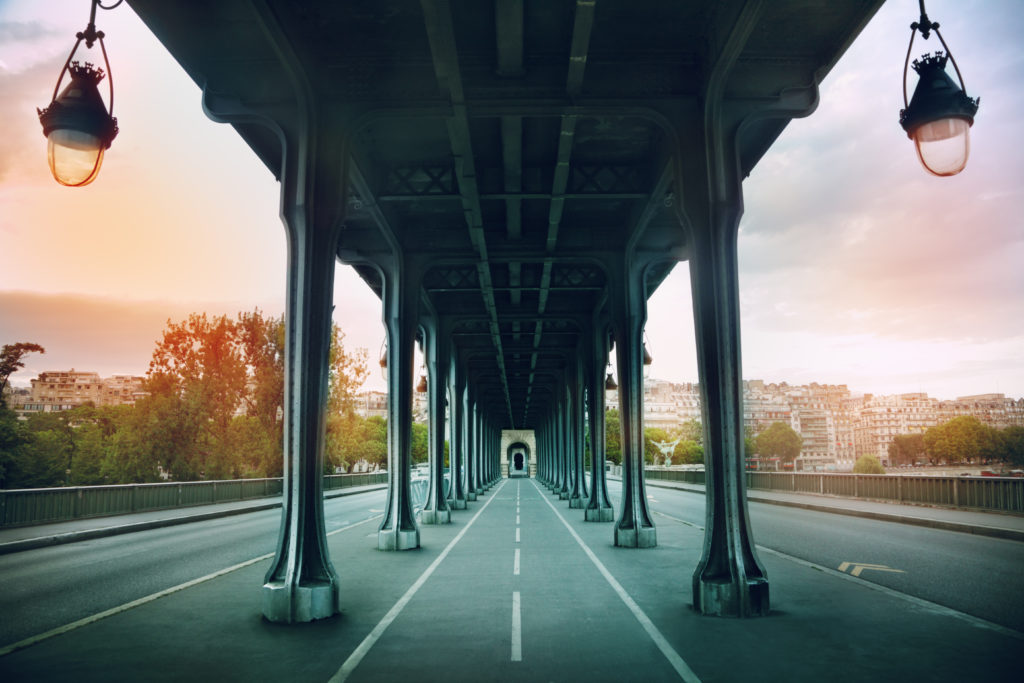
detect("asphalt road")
[613,480,1024,632]
[3,480,1022,655]
[0,490,387,648]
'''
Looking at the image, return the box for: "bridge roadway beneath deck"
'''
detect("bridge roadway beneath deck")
[1,478,1021,682]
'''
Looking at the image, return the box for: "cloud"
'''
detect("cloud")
[0,20,59,44]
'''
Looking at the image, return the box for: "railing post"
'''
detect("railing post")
[854,475,858,498]
[897,476,902,503]
[953,477,959,507]
[819,474,824,494]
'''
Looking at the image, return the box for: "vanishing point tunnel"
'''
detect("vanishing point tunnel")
[125,0,886,624]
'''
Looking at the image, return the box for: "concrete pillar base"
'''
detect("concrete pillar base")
[568,495,585,509]
[420,508,451,525]
[378,528,420,551]
[448,498,467,510]
[262,579,338,623]
[614,525,657,548]
[584,506,614,522]
[467,492,478,501]
[558,491,570,500]
[694,577,770,617]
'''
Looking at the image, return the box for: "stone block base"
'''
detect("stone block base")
[614,525,657,548]
[448,498,467,510]
[694,576,770,617]
[584,506,614,522]
[262,579,338,623]
[419,508,451,524]
[568,495,585,509]
[378,528,420,551]
[466,491,478,501]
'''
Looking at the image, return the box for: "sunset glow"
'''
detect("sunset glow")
[1,0,1021,400]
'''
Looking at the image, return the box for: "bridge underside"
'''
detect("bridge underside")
[127,0,883,622]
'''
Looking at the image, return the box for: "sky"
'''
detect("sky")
[1,0,1021,401]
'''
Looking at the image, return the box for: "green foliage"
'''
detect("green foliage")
[644,426,670,465]
[888,433,926,466]
[756,421,803,463]
[997,427,1024,467]
[411,422,429,464]
[923,416,996,464]
[853,454,885,474]
[0,342,45,405]
[604,409,621,466]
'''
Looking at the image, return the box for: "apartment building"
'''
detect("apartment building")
[11,370,147,419]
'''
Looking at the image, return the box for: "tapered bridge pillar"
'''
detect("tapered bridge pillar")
[378,259,422,550]
[420,316,451,524]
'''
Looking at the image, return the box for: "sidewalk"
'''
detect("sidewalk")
[640,477,1024,542]
[0,483,387,555]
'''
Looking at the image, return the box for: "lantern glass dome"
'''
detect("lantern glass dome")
[911,117,970,177]
[48,128,105,187]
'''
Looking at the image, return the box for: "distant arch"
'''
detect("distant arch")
[500,429,536,478]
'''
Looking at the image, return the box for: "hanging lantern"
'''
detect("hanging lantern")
[898,1,979,177]
[37,0,120,187]
[416,374,428,393]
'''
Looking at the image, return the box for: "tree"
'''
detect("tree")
[644,426,671,465]
[756,421,803,464]
[604,409,621,466]
[327,324,369,417]
[673,439,703,465]
[0,403,29,488]
[888,433,926,466]
[997,426,1024,467]
[411,422,429,464]
[924,416,992,464]
[853,454,885,474]
[0,342,45,405]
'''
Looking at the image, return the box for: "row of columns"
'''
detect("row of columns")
[252,104,768,624]
[534,307,644,540]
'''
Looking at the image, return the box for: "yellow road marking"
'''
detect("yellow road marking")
[838,561,905,577]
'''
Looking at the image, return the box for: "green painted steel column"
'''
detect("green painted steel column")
[465,388,477,501]
[447,347,467,510]
[567,348,586,509]
[585,324,614,522]
[259,120,344,623]
[611,257,656,548]
[420,316,451,524]
[378,260,421,550]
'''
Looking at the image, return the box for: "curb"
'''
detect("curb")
[640,479,1024,543]
[0,484,387,556]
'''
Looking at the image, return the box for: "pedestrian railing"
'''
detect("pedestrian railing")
[642,468,1024,514]
[0,472,387,528]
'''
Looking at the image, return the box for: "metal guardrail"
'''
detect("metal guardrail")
[0,472,387,528]
[643,468,1024,514]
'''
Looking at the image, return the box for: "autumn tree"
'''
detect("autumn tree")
[756,421,803,464]
[0,342,45,405]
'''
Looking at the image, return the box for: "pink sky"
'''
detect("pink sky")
[1,0,1022,400]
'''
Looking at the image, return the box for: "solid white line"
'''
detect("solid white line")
[514,548,521,575]
[330,480,509,682]
[531,480,701,683]
[511,591,522,661]
[515,527,520,543]
[0,514,383,658]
